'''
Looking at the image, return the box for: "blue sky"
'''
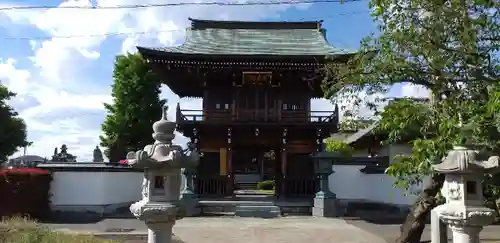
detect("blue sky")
[0,0,428,161]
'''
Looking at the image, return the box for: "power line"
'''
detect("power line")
[1,11,369,40]
[0,0,363,11]
[4,29,181,40]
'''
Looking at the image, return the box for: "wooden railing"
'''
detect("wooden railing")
[177,109,338,124]
[194,175,232,198]
[280,176,319,198]
[193,175,318,198]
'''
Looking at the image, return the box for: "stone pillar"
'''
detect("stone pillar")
[147,222,175,243]
[430,208,447,243]
[127,105,200,243]
[310,151,339,217]
[449,225,481,243]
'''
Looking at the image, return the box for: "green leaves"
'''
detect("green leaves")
[100,53,166,162]
[0,84,30,162]
[322,0,500,191]
[324,139,355,158]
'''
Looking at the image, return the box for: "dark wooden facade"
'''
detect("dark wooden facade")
[138,18,356,198]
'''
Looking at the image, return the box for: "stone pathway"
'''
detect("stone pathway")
[47,217,388,243]
[345,218,500,243]
[45,216,500,243]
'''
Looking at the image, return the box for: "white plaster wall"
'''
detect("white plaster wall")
[330,165,421,205]
[330,144,427,206]
[50,171,143,206]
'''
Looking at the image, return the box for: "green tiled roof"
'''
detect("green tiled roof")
[138,19,355,57]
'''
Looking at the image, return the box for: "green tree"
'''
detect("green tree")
[0,84,30,163]
[100,53,166,162]
[338,119,372,131]
[324,139,354,158]
[323,0,499,242]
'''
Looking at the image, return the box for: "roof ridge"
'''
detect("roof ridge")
[188,18,323,30]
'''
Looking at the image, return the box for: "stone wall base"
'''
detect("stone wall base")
[312,198,339,217]
[47,202,135,222]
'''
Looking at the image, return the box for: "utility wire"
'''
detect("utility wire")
[0,0,363,11]
[1,11,369,40]
[4,29,179,40]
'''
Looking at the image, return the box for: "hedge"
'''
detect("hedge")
[0,168,52,219]
[256,180,275,191]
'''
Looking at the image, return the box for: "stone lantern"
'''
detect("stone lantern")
[432,145,499,243]
[180,164,200,216]
[127,105,199,243]
[310,151,339,217]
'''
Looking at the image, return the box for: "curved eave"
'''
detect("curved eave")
[188,18,324,30]
[137,46,356,63]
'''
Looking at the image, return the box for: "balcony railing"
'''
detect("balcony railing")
[176,107,339,124]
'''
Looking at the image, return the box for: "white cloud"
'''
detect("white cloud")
[0,58,31,94]
[1,0,311,161]
[401,83,431,98]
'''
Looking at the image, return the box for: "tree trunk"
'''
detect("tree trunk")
[396,173,445,243]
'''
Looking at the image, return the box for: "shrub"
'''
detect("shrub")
[256,180,275,191]
[324,139,354,158]
[0,168,52,219]
[0,217,117,243]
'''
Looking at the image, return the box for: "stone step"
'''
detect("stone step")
[235,205,281,218]
[234,194,275,201]
[199,200,275,206]
[202,211,235,216]
[236,183,257,190]
[234,189,274,195]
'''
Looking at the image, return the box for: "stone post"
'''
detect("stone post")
[430,208,448,243]
[310,151,339,217]
[127,105,200,243]
[180,167,201,216]
[432,145,500,243]
[181,167,196,197]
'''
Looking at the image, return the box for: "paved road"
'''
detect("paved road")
[48,217,388,243]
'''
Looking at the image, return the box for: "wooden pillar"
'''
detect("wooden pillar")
[231,88,236,121]
[280,128,288,198]
[278,97,282,121]
[306,96,311,122]
[191,127,201,195]
[227,148,232,175]
[316,128,323,152]
[203,90,208,120]
[219,148,227,176]
[280,149,287,198]
[191,128,200,152]
[264,90,268,122]
[226,128,233,194]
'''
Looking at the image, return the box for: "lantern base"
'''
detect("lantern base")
[179,197,201,217]
[146,221,175,243]
[312,197,339,217]
[315,190,336,199]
